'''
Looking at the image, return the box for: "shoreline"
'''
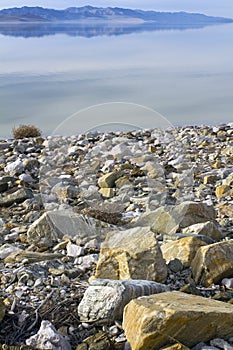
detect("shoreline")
[0,122,232,349]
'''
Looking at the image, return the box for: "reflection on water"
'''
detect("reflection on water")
[0,23,233,138]
[0,22,220,38]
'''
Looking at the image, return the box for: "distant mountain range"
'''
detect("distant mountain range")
[0,6,232,24]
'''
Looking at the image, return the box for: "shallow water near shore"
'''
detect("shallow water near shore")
[0,22,233,138]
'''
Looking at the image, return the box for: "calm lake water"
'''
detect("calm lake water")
[0,22,233,138]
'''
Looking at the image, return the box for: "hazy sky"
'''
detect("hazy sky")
[1,0,233,17]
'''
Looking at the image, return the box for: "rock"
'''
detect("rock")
[221,278,233,289]
[66,242,84,257]
[181,221,223,241]
[0,188,34,207]
[98,187,115,198]
[0,243,22,259]
[123,291,233,350]
[92,226,167,283]
[215,185,233,199]
[27,210,98,247]
[76,331,113,350]
[4,250,64,264]
[98,171,120,188]
[4,159,24,175]
[191,241,233,286]
[161,236,207,267]
[78,279,169,323]
[0,299,5,322]
[26,320,71,350]
[161,344,190,350]
[134,202,216,235]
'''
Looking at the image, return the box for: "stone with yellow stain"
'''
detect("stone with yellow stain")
[98,188,115,198]
[191,240,233,287]
[215,185,232,199]
[92,226,167,283]
[161,236,207,267]
[123,291,233,350]
[98,172,120,188]
[161,343,190,350]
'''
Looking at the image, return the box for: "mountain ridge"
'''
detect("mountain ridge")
[0,6,232,24]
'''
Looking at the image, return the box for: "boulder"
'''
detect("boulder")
[92,227,167,283]
[27,210,97,247]
[123,291,233,350]
[132,202,216,235]
[78,279,169,323]
[161,236,207,267]
[181,221,223,241]
[191,241,233,287]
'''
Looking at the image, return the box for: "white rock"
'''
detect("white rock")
[0,244,22,259]
[66,242,84,257]
[4,159,24,175]
[26,320,71,350]
[19,173,34,183]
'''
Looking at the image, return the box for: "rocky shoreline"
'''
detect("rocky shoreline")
[0,123,232,350]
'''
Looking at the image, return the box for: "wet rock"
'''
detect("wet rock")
[92,226,167,283]
[181,221,223,241]
[0,188,33,207]
[26,320,71,350]
[123,291,233,350]
[192,241,233,286]
[161,236,207,268]
[78,279,169,323]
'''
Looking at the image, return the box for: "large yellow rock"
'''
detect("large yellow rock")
[181,221,223,241]
[92,227,167,283]
[123,291,233,350]
[191,240,233,286]
[161,236,207,267]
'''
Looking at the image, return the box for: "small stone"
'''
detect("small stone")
[98,188,115,198]
[0,188,33,207]
[98,171,120,188]
[66,242,84,257]
[26,320,71,350]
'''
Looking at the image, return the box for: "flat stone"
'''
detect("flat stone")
[123,291,233,350]
[192,240,233,286]
[215,185,233,199]
[161,236,207,267]
[0,188,33,207]
[76,331,113,350]
[181,221,223,241]
[27,210,98,247]
[92,226,167,283]
[78,279,169,323]
[133,202,216,235]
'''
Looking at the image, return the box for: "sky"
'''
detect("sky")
[0,0,233,18]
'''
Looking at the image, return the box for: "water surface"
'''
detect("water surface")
[0,22,233,137]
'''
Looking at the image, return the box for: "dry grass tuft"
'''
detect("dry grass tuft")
[12,124,41,139]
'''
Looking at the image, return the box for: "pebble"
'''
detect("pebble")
[0,124,232,349]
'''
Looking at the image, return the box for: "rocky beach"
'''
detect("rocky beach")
[0,123,233,350]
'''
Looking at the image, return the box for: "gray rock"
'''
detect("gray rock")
[0,188,33,207]
[78,278,169,323]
